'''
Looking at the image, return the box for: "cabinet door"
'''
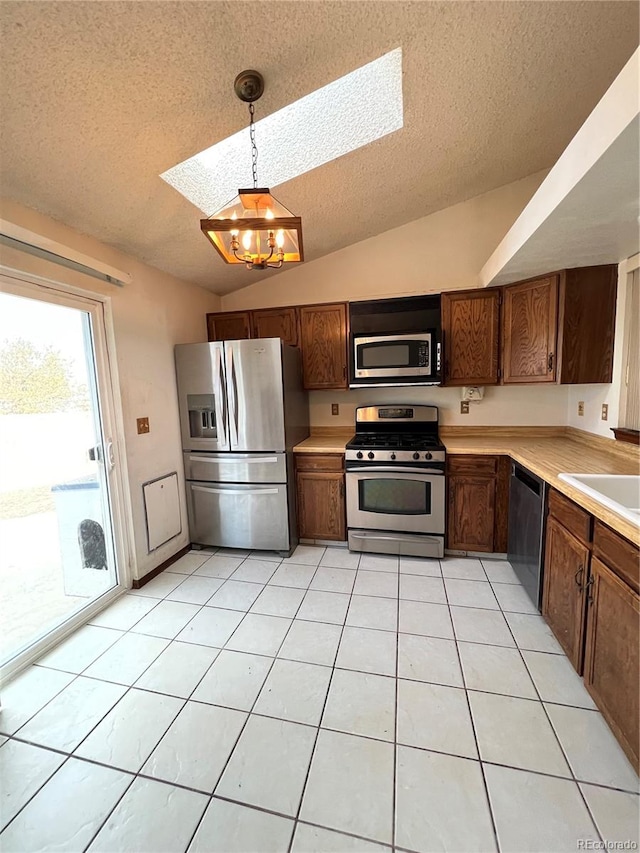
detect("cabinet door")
[502,276,558,383]
[584,557,639,772]
[447,474,496,552]
[299,303,348,390]
[296,471,346,541]
[207,312,251,342]
[251,307,299,347]
[542,517,589,671]
[441,289,500,385]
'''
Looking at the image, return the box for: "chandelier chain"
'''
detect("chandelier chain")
[248,102,258,189]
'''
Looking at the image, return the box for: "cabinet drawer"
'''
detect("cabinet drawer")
[447,455,498,476]
[593,521,639,594]
[295,453,344,472]
[548,489,592,545]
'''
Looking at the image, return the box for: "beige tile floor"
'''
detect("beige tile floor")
[1,545,638,852]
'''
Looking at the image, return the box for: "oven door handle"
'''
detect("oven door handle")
[346,466,444,475]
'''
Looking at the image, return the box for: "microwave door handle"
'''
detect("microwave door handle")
[436,340,442,374]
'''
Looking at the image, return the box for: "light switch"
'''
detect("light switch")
[331,403,340,416]
[577,401,584,416]
[460,401,470,415]
[137,417,150,434]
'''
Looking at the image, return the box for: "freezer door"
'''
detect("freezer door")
[225,339,286,451]
[183,451,287,484]
[175,342,229,451]
[186,480,290,550]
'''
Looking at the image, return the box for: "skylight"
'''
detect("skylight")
[161,48,403,214]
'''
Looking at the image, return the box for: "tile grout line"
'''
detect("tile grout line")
[0,548,258,844]
[392,553,402,853]
[143,549,304,853]
[3,550,636,848]
[286,548,364,853]
[444,558,502,853]
[502,612,606,844]
[187,549,330,853]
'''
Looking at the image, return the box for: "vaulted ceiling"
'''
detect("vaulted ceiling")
[0,1,637,294]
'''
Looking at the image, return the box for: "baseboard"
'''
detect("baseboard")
[132,544,190,588]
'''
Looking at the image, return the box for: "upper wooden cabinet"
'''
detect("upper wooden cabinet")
[299,303,348,390]
[251,307,299,347]
[501,265,617,386]
[502,275,558,384]
[206,311,251,342]
[441,289,500,386]
[207,302,348,390]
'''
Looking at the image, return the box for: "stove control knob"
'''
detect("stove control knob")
[356,451,363,459]
[390,453,396,461]
[425,452,433,460]
[368,451,375,460]
[413,452,420,460]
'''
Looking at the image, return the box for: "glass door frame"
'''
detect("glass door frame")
[0,267,134,682]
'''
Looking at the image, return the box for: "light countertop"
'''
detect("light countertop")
[294,427,640,545]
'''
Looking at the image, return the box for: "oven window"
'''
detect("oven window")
[360,343,411,368]
[359,478,431,515]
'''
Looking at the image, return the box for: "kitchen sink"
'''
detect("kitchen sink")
[558,473,640,527]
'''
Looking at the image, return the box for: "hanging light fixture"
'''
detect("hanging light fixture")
[200,70,304,270]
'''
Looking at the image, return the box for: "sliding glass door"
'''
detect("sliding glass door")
[0,273,129,676]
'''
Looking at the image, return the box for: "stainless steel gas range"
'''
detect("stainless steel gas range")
[345,405,445,558]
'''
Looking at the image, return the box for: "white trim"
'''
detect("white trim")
[0,221,132,286]
[0,588,125,684]
[620,252,640,275]
[0,267,135,682]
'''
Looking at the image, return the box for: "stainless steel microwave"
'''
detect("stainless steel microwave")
[350,332,441,387]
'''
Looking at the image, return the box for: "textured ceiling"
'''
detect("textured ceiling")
[0,1,638,295]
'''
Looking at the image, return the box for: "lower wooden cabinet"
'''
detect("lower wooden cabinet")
[584,556,639,770]
[295,454,346,541]
[542,491,639,771]
[542,516,589,671]
[446,455,509,552]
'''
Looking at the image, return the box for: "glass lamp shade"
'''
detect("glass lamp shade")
[200,188,304,267]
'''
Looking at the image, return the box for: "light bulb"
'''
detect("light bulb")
[275,230,285,248]
[265,208,274,220]
[242,231,253,251]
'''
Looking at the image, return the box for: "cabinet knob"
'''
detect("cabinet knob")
[548,352,554,372]
[574,566,584,589]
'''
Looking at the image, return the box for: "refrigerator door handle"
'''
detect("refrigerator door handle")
[188,454,279,464]
[213,345,227,448]
[191,484,279,496]
[228,345,239,448]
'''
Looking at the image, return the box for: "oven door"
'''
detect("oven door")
[352,333,433,381]
[346,467,445,534]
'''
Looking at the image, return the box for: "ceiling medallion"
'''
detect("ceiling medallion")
[200,70,304,270]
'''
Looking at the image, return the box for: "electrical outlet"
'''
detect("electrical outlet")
[601,403,608,421]
[460,401,470,415]
[331,403,340,416]
[137,417,150,434]
[577,401,584,416]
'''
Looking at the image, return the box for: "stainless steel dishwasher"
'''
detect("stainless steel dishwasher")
[507,462,547,609]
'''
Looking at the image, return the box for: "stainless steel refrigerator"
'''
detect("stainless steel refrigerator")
[175,338,309,555]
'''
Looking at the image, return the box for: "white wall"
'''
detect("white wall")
[312,385,569,429]
[222,171,577,430]
[0,198,220,580]
[221,172,547,311]
[566,259,637,439]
